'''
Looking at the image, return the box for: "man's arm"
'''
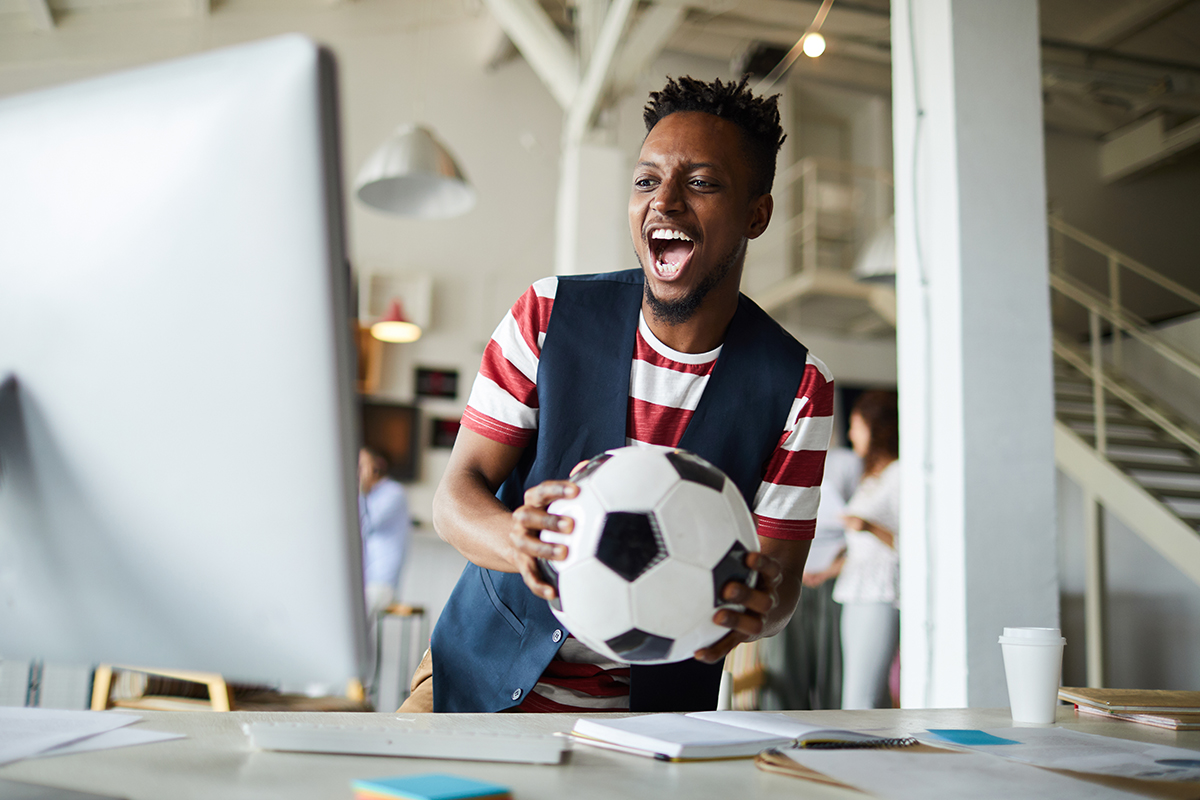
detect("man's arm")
[432,427,576,598]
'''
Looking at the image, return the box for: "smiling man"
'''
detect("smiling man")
[410,76,835,713]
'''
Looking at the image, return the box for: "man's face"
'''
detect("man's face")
[358,449,376,492]
[629,111,771,323]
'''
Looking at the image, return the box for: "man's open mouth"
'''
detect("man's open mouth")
[649,228,695,277]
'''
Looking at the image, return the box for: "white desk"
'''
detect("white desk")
[3,707,1198,799]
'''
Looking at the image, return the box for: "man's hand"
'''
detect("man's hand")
[510,480,579,600]
[693,551,784,663]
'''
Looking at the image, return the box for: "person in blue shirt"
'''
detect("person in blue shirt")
[358,446,411,620]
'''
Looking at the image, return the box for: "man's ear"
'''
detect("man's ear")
[746,194,773,240]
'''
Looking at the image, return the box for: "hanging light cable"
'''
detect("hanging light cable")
[754,0,836,94]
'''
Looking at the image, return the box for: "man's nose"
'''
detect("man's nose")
[651,179,684,214]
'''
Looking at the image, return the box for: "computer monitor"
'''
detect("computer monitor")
[0,36,369,688]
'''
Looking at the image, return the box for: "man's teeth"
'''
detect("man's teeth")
[650,229,693,241]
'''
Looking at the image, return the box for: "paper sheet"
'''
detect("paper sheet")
[921,727,1200,781]
[35,726,185,758]
[0,708,140,765]
[782,749,1148,800]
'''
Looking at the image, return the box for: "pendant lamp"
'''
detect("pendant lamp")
[370,299,422,343]
[354,123,475,219]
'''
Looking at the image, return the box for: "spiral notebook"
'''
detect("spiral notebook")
[570,711,916,761]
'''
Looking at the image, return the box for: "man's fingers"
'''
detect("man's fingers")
[720,581,776,616]
[745,551,783,588]
[712,606,766,638]
[510,522,567,560]
[694,631,744,663]
[517,557,557,600]
[513,505,574,536]
[523,480,579,508]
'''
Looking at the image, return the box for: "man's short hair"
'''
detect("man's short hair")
[361,445,389,478]
[642,76,786,197]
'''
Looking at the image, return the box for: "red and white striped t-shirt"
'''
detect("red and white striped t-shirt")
[461,276,835,709]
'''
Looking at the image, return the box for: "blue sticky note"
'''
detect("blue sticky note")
[352,773,510,800]
[925,729,1020,746]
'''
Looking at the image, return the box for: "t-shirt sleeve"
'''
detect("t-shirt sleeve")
[460,277,557,447]
[751,352,835,540]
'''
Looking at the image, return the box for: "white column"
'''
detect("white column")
[891,0,1059,708]
[555,140,629,276]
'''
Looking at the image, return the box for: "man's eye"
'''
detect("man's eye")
[634,177,657,188]
[690,179,716,188]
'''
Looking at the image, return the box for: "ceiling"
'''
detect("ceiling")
[4,0,1198,139]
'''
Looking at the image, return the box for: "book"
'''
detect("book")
[570,711,914,761]
[1074,704,1200,731]
[1058,687,1200,714]
[351,773,510,800]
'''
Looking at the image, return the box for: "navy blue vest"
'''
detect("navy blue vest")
[431,270,809,712]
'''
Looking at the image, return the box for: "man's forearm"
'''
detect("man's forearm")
[432,465,521,573]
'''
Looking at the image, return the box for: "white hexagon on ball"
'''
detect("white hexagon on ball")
[654,481,740,569]
[553,559,635,647]
[587,446,679,511]
[630,560,725,659]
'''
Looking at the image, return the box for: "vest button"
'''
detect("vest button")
[511,688,522,701]
[552,629,563,643]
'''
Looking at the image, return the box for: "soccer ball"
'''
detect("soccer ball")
[539,446,759,664]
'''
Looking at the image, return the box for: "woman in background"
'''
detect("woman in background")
[832,390,900,710]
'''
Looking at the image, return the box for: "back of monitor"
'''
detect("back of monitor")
[0,36,367,687]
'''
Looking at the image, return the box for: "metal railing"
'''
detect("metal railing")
[1049,216,1200,456]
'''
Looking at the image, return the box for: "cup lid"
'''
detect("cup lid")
[999,626,1065,645]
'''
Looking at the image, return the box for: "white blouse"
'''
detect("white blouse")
[832,459,900,607]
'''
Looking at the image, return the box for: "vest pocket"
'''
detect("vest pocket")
[480,568,526,635]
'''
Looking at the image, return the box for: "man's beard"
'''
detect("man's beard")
[640,240,743,326]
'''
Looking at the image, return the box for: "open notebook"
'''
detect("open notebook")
[571,711,915,761]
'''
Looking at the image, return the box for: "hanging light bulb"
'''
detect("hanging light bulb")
[802,32,827,58]
[371,299,422,343]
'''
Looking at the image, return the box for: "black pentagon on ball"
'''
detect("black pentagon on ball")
[666,450,726,492]
[570,452,613,484]
[596,511,667,582]
[606,628,674,661]
[537,559,562,611]
[711,541,756,607]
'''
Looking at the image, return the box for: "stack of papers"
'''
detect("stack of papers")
[0,707,183,765]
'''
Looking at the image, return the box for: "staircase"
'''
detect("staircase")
[1049,215,1200,687]
[1054,352,1200,531]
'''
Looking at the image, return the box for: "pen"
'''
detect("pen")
[798,737,919,750]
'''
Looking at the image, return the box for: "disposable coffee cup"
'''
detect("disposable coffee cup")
[999,627,1065,724]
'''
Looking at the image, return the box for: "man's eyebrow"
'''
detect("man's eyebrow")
[636,160,721,170]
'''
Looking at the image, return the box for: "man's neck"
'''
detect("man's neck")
[641,281,740,354]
